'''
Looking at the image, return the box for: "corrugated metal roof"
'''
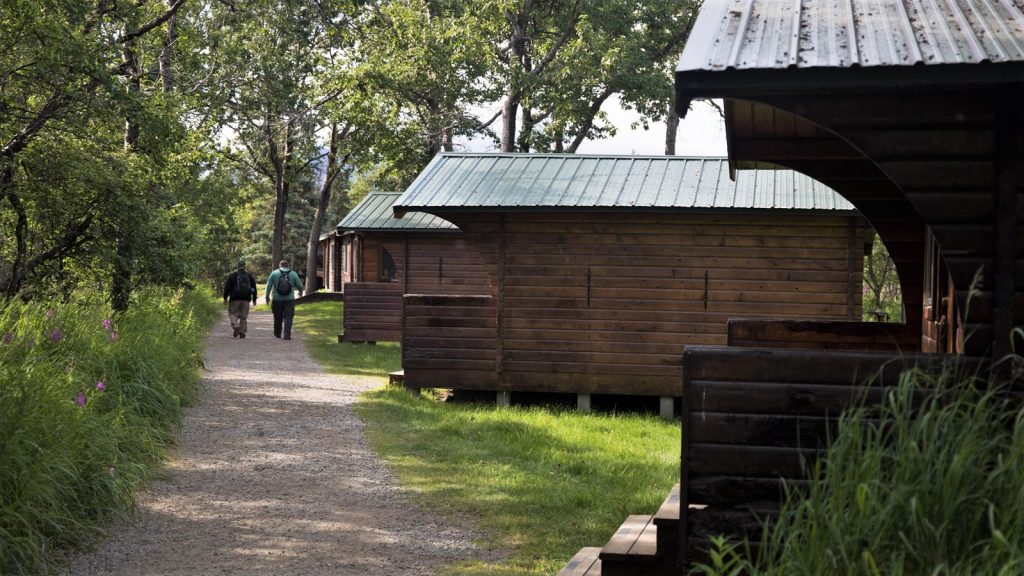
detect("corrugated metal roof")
[395,154,856,212]
[678,0,1024,72]
[336,192,459,232]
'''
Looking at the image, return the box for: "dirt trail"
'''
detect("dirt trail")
[64,306,481,575]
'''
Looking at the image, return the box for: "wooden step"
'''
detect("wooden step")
[599,515,661,576]
[652,484,680,563]
[558,547,602,576]
[389,370,405,385]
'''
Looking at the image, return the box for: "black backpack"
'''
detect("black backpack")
[276,269,293,295]
[233,272,252,299]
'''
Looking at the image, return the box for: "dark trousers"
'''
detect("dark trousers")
[271,299,296,339]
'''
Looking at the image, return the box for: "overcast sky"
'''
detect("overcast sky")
[457,98,728,157]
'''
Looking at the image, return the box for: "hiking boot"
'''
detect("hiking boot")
[239,333,246,339]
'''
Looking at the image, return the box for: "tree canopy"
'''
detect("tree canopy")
[0,0,699,303]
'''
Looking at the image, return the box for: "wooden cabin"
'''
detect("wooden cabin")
[337,191,489,343]
[557,2,1023,574]
[395,154,879,410]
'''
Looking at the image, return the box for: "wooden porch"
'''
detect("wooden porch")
[559,322,986,575]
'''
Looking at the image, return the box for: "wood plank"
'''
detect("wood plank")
[342,329,401,342]
[403,368,498,389]
[557,547,602,576]
[684,346,980,385]
[687,476,795,507]
[685,380,888,415]
[653,484,680,527]
[687,444,820,478]
[687,413,837,448]
[600,515,657,560]
[405,348,496,361]
[403,358,496,371]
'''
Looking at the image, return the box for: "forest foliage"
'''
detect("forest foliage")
[0,0,699,303]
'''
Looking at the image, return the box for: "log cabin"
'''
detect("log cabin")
[336,191,488,343]
[394,154,878,414]
[557,2,1024,574]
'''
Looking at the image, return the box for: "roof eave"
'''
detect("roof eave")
[675,62,1024,116]
[394,205,859,216]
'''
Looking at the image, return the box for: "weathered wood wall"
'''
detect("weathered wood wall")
[342,233,490,342]
[405,236,492,295]
[680,346,986,566]
[405,211,866,396]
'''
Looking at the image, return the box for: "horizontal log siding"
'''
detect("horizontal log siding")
[680,346,987,566]
[405,235,491,295]
[442,212,865,396]
[403,295,498,389]
[341,282,403,342]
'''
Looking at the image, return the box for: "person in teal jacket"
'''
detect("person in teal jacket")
[265,259,304,340]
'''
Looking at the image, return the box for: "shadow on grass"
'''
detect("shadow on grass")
[293,300,401,378]
[355,387,680,576]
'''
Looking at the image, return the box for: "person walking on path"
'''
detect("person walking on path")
[265,259,303,340]
[222,260,258,338]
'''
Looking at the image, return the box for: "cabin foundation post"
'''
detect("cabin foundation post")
[496,390,511,407]
[577,393,592,413]
[660,397,675,419]
[403,385,420,397]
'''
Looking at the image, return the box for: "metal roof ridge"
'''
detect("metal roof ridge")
[437,151,731,161]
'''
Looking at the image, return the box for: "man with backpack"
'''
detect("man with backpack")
[265,259,304,340]
[223,260,258,339]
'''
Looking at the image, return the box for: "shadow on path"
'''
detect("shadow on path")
[63,307,480,576]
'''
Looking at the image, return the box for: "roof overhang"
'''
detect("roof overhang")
[677,62,1024,118]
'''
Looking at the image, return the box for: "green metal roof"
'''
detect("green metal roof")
[336,192,459,232]
[395,154,857,213]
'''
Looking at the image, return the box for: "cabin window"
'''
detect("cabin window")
[380,247,397,282]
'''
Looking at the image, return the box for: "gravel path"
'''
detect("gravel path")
[63,306,482,575]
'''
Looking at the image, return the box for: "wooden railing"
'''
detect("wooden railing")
[402,295,497,390]
[341,282,403,342]
[680,346,984,567]
[727,318,920,351]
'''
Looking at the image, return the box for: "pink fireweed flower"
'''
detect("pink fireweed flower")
[75,392,87,407]
[96,380,106,391]
[109,331,119,342]
[102,319,113,331]
[1,332,12,345]
[50,329,62,342]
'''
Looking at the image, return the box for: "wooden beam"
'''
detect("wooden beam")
[496,214,507,380]
[994,85,1020,359]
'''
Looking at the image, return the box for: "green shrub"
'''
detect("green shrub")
[693,362,1024,576]
[0,288,219,574]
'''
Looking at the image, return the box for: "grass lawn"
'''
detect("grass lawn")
[295,299,681,576]
[292,300,401,377]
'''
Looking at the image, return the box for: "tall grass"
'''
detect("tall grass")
[0,288,220,574]
[694,362,1024,576]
